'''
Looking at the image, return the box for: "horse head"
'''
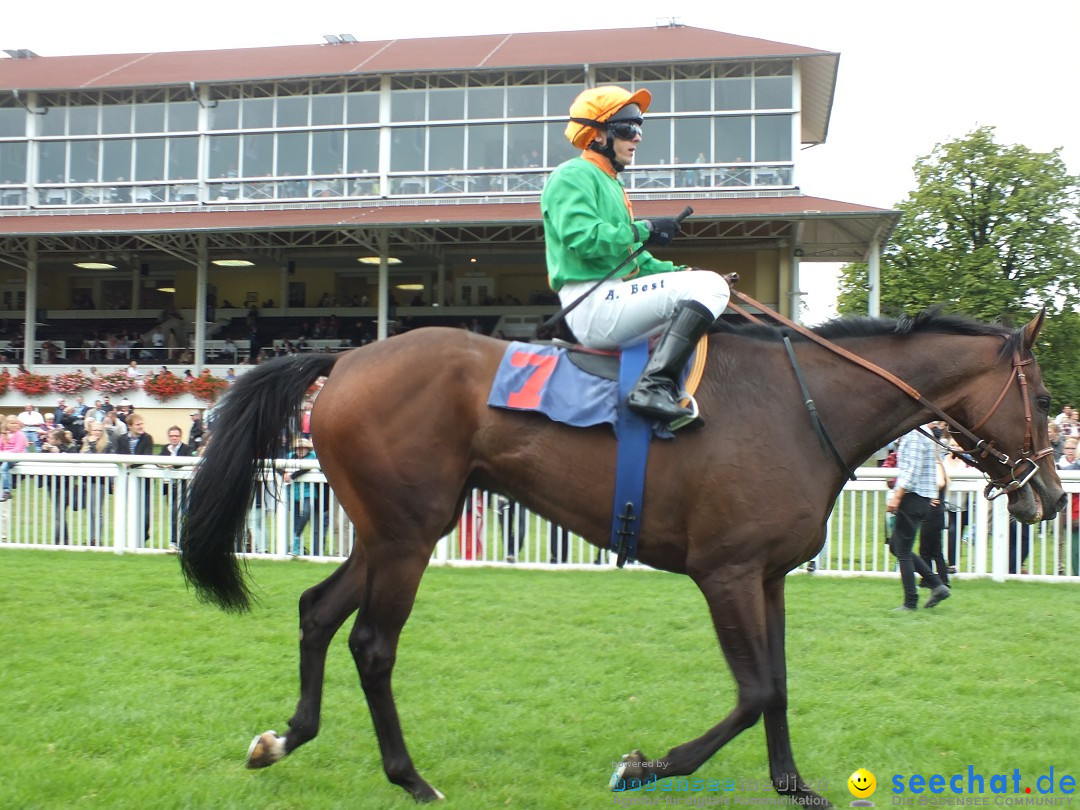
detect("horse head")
[952,310,1065,524]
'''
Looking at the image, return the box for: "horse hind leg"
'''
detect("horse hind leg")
[246,554,366,769]
[348,547,443,802]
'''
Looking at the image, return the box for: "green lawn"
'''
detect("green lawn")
[1,549,1077,809]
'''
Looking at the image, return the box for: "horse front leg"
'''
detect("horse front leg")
[246,557,365,768]
[348,549,443,802]
[762,577,831,808]
[614,569,772,784]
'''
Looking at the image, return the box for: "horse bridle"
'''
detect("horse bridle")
[962,351,1053,500]
[725,287,1053,501]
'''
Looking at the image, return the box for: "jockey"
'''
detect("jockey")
[541,85,730,425]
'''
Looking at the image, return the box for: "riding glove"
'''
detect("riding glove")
[643,217,680,247]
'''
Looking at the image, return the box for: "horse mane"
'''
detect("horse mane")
[715,307,1026,358]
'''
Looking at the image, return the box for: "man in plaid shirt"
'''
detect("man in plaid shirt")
[887,427,952,611]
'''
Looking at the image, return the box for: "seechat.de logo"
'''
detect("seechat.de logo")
[849,768,878,807]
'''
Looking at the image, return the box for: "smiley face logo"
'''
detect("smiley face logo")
[848,768,877,799]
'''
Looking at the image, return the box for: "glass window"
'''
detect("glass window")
[545,121,577,165]
[102,138,132,181]
[243,97,274,129]
[68,106,98,136]
[715,77,751,110]
[390,127,425,171]
[506,122,543,168]
[507,85,544,118]
[346,91,379,124]
[209,134,240,177]
[673,118,710,165]
[211,99,240,130]
[755,76,792,110]
[755,115,792,161]
[168,101,199,132]
[0,142,27,182]
[167,136,197,180]
[390,89,425,123]
[134,138,165,181]
[311,130,343,174]
[546,84,581,117]
[101,104,132,134]
[466,123,502,169]
[345,129,379,173]
[70,139,100,182]
[715,116,752,163]
[468,86,503,119]
[276,96,308,127]
[277,131,308,175]
[673,79,711,111]
[40,107,65,136]
[429,125,465,170]
[243,133,274,176]
[428,88,465,121]
[0,107,25,138]
[645,82,671,113]
[311,94,344,126]
[38,141,66,182]
[636,118,670,165]
[135,103,166,133]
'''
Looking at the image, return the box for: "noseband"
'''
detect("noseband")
[726,288,1051,500]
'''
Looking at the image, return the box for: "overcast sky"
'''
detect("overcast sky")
[3,0,1077,322]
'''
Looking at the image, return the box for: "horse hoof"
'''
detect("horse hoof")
[609,749,648,789]
[246,730,287,768]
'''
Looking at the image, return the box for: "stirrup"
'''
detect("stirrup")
[666,392,700,431]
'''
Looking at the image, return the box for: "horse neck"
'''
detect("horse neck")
[806,333,1008,466]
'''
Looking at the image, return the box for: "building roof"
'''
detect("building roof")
[0,26,839,144]
[0,195,897,262]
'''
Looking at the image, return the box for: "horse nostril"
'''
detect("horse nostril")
[1055,493,1068,513]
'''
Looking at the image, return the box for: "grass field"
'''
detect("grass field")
[2,549,1078,810]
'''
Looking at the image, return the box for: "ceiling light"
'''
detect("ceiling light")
[156,286,176,293]
[469,257,478,263]
[395,283,424,290]
[357,256,402,265]
[211,259,255,267]
[74,261,118,270]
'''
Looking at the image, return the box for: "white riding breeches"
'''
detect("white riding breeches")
[560,269,730,350]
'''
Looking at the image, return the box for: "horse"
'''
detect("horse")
[179,308,1064,806]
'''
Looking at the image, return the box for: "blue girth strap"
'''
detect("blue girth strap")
[609,341,653,567]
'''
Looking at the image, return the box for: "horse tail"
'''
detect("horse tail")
[179,353,339,612]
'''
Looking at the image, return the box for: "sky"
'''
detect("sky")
[2,0,1078,323]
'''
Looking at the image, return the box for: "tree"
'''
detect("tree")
[838,126,1079,320]
[836,126,1080,403]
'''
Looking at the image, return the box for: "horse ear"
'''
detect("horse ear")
[1022,308,1046,353]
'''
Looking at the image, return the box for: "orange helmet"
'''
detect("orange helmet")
[565,85,652,150]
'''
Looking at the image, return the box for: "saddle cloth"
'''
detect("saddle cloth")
[486,337,707,431]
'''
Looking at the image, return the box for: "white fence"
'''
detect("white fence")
[1,453,1077,582]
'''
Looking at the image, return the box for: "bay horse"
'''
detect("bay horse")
[179,308,1064,805]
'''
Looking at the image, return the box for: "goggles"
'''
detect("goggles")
[608,121,642,141]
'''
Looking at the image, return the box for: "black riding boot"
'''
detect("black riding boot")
[627,300,715,424]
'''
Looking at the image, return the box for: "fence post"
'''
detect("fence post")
[111,461,128,554]
[990,495,1010,582]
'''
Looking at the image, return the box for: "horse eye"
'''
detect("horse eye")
[1036,396,1051,414]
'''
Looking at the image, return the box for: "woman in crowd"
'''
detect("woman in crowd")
[80,420,117,546]
[0,414,30,501]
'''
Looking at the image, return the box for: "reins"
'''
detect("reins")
[726,288,1050,499]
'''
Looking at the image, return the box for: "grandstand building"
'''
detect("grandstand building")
[0,24,898,370]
